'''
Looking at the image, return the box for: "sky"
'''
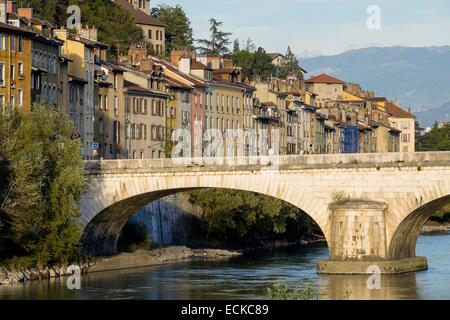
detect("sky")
[151,0,450,57]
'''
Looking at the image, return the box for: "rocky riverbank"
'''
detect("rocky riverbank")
[0,263,93,286]
[0,246,241,286]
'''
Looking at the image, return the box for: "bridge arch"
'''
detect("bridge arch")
[388,194,450,260]
[81,181,330,256]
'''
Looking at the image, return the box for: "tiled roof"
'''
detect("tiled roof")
[124,80,168,97]
[116,0,166,27]
[386,102,415,119]
[306,73,345,84]
[191,60,208,70]
[152,57,207,88]
[267,53,283,60]
[0,22,35,36]
[164,74,193,90]
[261,101,278,107]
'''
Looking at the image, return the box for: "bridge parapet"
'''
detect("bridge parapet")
[84,152,450,174]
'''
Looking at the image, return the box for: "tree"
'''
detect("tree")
[26,0,142,58]
[253,47,275,80]
[416,122,450,151]
[0,106,86,267]
[189,189,321,244]
[197,18,232,56]
[232,50,254,80]
[152,4,194,54]
[279,46,304,79]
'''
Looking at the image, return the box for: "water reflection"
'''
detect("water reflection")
[320,273,419,300]
[0,235,449,300]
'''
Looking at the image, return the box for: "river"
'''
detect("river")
[1,234,449,300]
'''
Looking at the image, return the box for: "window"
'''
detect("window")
[0,63,4,86]
[18,36,23,52]
[114,74,118,89]
[402,121,410,130]
[99,94,103,110]
[18,62,24,78]
[10,35,15,51]
[114,96,118,116]
[113,121,120,144]
[10,64,15,82]
[148,29,152,39]
[152,99,157,115]
[0,33,7,50]
[140,98,145,114]
[9,95,14,107]
[104,95,109,111]
[99,118,103,135]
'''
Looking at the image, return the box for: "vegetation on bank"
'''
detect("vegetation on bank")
[0,106,86,268]
[416,122,450,152]
[416,123,450,222]
[188,189,323,247]
[266,283,318,300]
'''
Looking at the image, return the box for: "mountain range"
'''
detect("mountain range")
[301,46,450,126]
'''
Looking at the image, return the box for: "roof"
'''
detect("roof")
[164,74,193,90]
[0,22,35,36]
[69,75,88,84]
[306,73,345,84]
[212,68,240,75]
[386,102,415,119]
[191,60,208,70]
[151,57,207,88]
[116,0,166,27]
[67,33,109,49]
[261,101,278,107]
[99,60,128,72]
[124,80,168,97]
[267,53,284,60]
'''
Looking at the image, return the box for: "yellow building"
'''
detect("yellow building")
[54,26,109,159]
[305,73,345,109]
[116,0,166,55]
[0,22,33,111]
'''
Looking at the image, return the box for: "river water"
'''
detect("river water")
[1,234,449,300]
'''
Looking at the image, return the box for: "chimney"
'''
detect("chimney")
[18,7,33,19]
[179,57,191,75]
[77,24,98,42]
[0,2,6,23]
[5,1,14,13]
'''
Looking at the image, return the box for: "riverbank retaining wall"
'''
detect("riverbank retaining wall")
[126,192,202,246]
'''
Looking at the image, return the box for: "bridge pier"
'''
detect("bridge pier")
[317,200,428,274]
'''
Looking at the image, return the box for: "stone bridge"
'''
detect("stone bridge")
[80,152,450,274]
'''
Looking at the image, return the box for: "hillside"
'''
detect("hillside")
[301,46,450,126]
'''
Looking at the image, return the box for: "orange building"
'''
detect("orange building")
[0,22,33,111]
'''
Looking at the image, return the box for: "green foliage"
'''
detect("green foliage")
[416,123,450,151]
[152,4,194,54]
[0,105,85,267]
[252,47,276,80]
[232,47,275,81]
[267,283,317,300]
[189,189,321,244]
[429,203,450,222]
[26,0,142,58]
[279,46,304,79]
[197,18,232,56]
